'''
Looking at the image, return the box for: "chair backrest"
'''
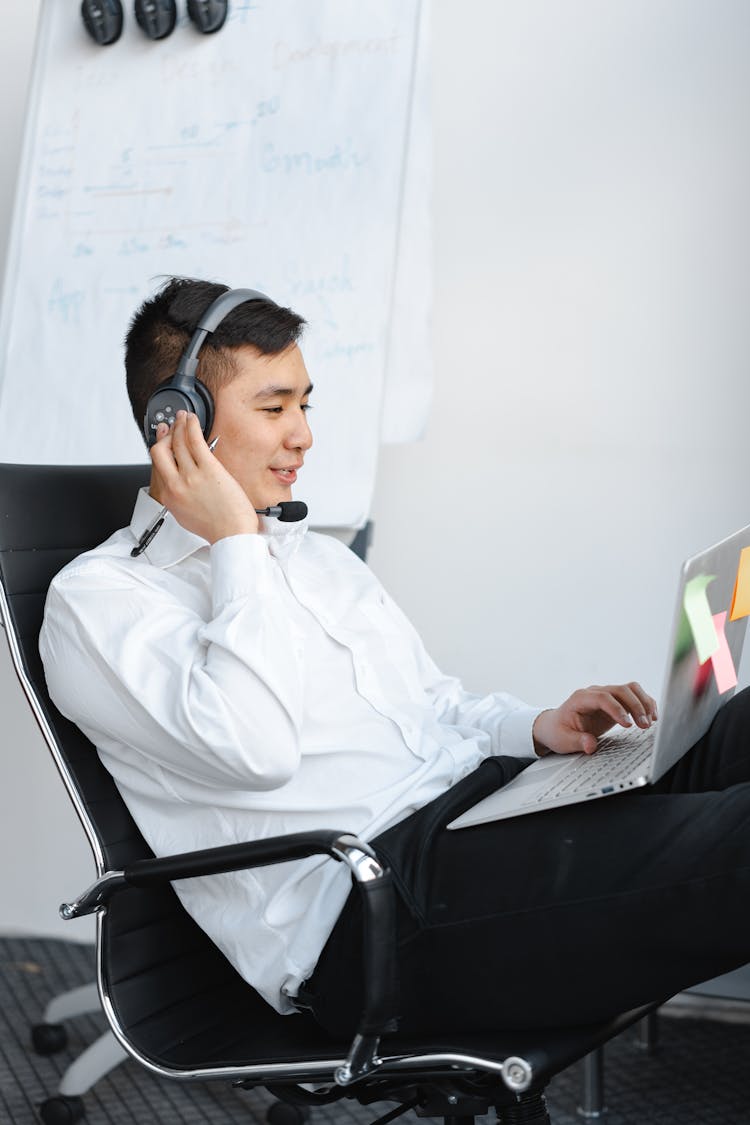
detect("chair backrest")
[0,463,153,872]
[0,463,343,1068]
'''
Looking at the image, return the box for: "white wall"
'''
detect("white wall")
[0,0,96,942]
[371,0,750,707]
[0,2,40,273]
[2,1,750,976]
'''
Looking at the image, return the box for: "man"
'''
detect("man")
[41,277,750,1037]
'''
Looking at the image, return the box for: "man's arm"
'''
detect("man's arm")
[41,539,305,791]
[372,587,657,760]
[368,586,542,759]
[40,411,310,790]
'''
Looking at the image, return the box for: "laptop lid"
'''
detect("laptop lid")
[448,522,750,829]
[649,521,750,781]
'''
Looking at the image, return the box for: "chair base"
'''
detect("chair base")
[416,1086,550,1125]
[269,1078,553,1125]
[32,982,128,1105]
[496,1093,551,1125]
[38,1094,85,1125]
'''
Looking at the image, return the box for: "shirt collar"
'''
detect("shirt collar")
[129,487,309,567]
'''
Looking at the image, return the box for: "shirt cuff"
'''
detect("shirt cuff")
[210,534,272,612]
[497,704,545,759]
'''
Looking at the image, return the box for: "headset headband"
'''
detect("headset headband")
[143,286,272,447]
[172,287,271,386]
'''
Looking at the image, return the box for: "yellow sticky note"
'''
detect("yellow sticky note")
[729,546,750,622]
[683,574,718,664]
[710,612,738,695]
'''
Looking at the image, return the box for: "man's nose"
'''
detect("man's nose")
[286,411,313,450]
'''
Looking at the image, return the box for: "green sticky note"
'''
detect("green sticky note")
[673,608,695,663]
[683,574,719,664]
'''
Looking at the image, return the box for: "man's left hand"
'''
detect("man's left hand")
[532,682,658,756]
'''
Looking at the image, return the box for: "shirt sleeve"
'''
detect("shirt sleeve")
[380,588,543,760]
[40,536,304,791]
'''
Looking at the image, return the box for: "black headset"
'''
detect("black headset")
[143,287,270,448]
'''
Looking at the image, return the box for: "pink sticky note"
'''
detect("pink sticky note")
[710,612,738,695]
[693,658,713,698]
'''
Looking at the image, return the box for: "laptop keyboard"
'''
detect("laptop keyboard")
[535,726,655,802]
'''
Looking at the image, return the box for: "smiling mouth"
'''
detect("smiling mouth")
[270,466,300,482]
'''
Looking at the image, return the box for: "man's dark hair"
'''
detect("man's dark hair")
[125,277,306,438]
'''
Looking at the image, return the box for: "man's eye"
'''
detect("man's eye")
[262,403,312,415]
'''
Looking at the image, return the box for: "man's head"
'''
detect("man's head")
[127,277,314,510]
[125,277,306,434]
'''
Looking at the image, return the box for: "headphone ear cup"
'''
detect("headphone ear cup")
[192,378,215,441]
[143,379,213,448]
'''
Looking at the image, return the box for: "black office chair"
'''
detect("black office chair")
[0,463,656,1125]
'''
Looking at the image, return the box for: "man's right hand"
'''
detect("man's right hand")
[150,410,259,543]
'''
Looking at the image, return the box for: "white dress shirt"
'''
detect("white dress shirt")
[40,488,541,1014]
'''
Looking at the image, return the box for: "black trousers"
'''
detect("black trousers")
[306,687,750,1036]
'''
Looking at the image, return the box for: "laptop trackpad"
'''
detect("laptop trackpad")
[447,755,570,829]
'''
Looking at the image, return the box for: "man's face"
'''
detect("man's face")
[210,343,313,509]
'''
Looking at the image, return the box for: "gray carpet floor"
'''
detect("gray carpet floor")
[1,937,749,1125]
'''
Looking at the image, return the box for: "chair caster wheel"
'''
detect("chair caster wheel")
[31,1023,69,1055]
[266,1100,309,1125]
[39,1094,85,1124]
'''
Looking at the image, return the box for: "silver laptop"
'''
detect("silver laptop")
[448,522,750,829]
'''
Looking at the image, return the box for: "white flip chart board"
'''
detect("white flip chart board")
[0,0,430,526]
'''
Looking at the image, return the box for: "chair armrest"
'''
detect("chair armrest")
[60,829,398,1084]
[60,829,378,914]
